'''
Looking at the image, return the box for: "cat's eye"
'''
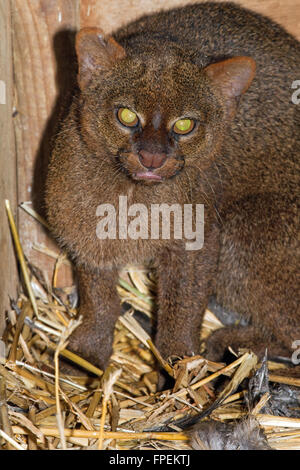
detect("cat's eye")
[173,118,195,135]
[117,108,139,127]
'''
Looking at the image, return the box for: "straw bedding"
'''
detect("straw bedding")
[0,201,299,450]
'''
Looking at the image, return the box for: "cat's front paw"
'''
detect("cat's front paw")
[67,323,113,372]
[155,335,200,362]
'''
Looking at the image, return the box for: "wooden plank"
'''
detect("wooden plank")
[0,0,18,335]
[239,0,300,40]
[80,0,198,31]
[12,0,79,288]
[80,0,300,40]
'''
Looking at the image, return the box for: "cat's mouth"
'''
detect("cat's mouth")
[133,171,163,182]
[117,151,185,184]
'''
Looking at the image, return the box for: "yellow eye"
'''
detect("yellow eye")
[117,108,139,127]
[173,118,195,135]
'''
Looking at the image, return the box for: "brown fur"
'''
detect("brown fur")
[45,2,300,370]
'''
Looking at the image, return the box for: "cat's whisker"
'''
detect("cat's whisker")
[213,161,224,188]
[184,166,212,207]
[184,165,223,225]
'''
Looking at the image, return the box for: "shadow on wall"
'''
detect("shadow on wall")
[32,28,78,222]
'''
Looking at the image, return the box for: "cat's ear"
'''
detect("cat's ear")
[76,27,126,90]
[204,57,256,115]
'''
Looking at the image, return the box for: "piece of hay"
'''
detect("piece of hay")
[1,201,299,450]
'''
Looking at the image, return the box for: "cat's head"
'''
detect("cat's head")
[75,28,255,184]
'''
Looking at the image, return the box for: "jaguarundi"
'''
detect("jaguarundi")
[45,2,300,372]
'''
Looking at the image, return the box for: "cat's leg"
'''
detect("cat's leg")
[155,226,219,361]
[67,265,121,371]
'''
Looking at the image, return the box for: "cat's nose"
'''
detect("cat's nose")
[138,150,167,169]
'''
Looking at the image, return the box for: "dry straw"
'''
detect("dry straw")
[1,200,299,450]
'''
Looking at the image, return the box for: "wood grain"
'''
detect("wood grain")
[12,0,78,289]
[0,0,18,335]
[80,0,300,40]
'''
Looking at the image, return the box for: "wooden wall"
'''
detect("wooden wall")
[0,0,18,335]
[1,0,299,334]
